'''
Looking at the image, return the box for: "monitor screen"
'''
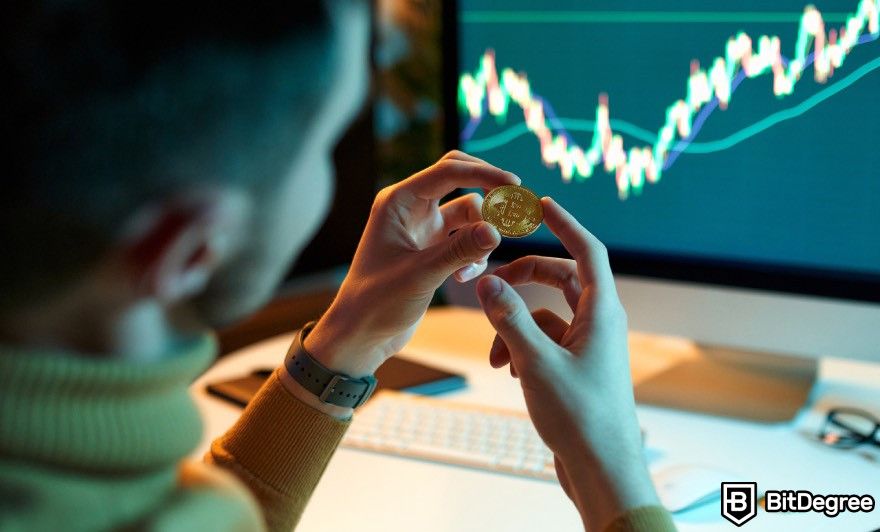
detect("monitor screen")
[454,0,880,298]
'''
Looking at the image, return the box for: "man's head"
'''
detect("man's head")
[2,0,369,346]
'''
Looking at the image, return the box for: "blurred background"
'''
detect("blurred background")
[220,0,445,353]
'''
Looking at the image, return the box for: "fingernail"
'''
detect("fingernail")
[457,264,478,282]
[475,223,499,249]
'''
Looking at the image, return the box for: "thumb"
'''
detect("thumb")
[425,221,500,282]
[476,275,555,370]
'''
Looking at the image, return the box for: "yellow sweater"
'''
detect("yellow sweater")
[0,333,675,531]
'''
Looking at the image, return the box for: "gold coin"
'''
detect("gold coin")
[481,185,543,238]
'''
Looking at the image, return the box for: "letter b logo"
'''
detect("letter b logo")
[721,482,758,527]
[729,491,749,511]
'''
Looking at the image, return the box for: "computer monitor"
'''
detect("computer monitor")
[444,0,879,417]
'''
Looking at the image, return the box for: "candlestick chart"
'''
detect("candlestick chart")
[459,1,879,200]
[457,0,880,276]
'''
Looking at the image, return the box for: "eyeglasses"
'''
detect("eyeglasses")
[818,407,880,449]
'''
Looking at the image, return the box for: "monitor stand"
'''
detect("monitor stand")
[630,334,818,423]
[442,274,822,423]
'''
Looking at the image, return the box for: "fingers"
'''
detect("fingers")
[441,193,489,283]
[440,151,504,196]
[489,308,569,373]
[493,256,582,312]
[540,197,626,351]
[440,192,483,233]
[399,157,520,202]
[476,275,557,371]
[440,149,493,166]
[453,256,488,283]
[423,221,500,283]
[540,197,614,291]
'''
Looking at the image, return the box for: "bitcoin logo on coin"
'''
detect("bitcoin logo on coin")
[481,185,543,238]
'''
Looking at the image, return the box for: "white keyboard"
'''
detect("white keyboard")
[341,390,557,481]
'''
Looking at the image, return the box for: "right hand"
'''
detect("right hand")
[304,151,516,380]
[475,197,659,530]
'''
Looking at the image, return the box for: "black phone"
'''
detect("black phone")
[206,355,467,408]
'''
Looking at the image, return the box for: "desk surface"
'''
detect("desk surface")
[192,307,880,532]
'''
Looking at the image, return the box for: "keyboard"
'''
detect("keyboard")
[341,390,557,481]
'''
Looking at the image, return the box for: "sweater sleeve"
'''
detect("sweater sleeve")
[206,367,350,532]
[603,505,677,532]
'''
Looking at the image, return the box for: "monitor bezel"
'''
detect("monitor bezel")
[441,0,879,304]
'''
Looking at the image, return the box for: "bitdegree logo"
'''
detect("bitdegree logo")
[764,490,875,518]
[721,483,876,526]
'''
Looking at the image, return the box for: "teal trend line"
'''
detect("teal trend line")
[683,56,880,154]
[556,118,656,143]
[462,10,851,24]
[463,56,880,156]
[463,119,655,153]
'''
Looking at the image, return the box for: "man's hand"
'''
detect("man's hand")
[476,197,660,531]
[303,151,518,378]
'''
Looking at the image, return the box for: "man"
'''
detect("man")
[1,1,674,531]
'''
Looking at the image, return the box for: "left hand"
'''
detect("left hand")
[304,151,519,377]
[475,198,657,529]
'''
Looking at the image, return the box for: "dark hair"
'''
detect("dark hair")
[2,1,337,309]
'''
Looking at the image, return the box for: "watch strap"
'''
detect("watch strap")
[283,322,378,408]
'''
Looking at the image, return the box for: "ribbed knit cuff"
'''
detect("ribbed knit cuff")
[211,367,350,496]
[604,505,677,532]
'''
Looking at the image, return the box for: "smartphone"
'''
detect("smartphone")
[206,355,467,408]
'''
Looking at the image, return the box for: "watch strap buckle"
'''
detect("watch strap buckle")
[318,375,345,403]
[285,322,379,408]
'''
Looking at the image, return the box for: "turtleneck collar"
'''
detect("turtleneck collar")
[0,334,216,472]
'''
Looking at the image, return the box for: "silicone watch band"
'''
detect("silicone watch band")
[283,321,378,408]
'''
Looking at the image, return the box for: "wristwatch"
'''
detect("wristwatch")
[283,321,378,408]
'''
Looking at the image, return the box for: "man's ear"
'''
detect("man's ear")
[119,189,250,305]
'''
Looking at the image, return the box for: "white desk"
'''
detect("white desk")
[192,307,880,532]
